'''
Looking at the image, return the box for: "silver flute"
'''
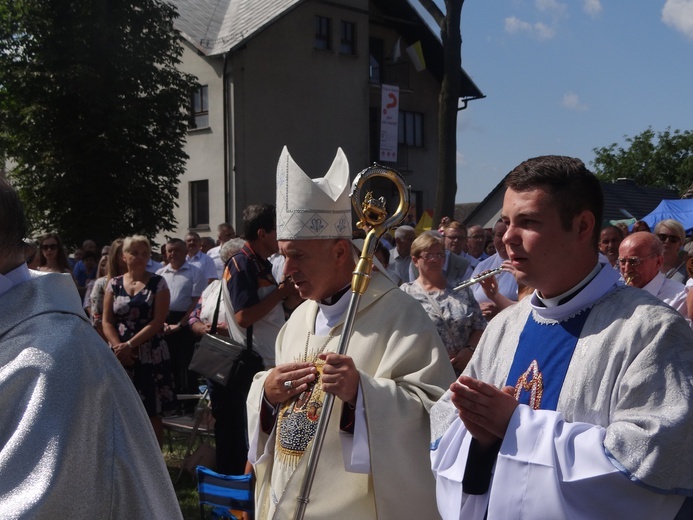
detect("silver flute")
[454,266,505,291]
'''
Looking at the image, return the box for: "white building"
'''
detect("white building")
[161,0,483,243]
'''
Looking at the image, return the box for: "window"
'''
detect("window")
[369,37,383,83]
[398,111,424,147]
[315,16,331,50]
[190,180,209,229]
[191,85,209,129]
[340,21,356,55]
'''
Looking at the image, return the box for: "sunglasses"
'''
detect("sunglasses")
[656,234,681,244]
[41,243,58,251]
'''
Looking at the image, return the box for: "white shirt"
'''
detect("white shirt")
[156,261,205,312]
[186,250,218,281]
[389,252,411,285]
[642,271,688,317]
[207,245,225,279]
[145,258,163,274]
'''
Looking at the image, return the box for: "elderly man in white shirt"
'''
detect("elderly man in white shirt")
[388,225,416,285]
[185,231,218,284]
[157,238,206,395]
[619,231,688,317]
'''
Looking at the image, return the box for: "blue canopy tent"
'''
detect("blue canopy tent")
[639,200,693,234]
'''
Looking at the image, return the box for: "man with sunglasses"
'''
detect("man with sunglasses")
[618,231,687,317]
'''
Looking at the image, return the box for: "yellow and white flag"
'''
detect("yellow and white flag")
[406,41,426,72]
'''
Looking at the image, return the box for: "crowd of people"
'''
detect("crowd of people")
[6,150,693,519]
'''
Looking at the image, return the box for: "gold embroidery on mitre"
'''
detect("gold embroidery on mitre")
[514,359,544,410]
[275,359,326,468]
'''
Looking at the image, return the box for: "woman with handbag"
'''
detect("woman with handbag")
[102,235,175,446]
[400,232,486,375]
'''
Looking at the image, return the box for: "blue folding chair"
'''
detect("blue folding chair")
[196,465,254,520]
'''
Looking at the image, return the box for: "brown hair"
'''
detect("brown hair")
[38,232,71,271]
[106,238,125,280]
[505,155,603,248]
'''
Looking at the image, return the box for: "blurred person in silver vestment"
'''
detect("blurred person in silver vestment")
[0,179,182,519]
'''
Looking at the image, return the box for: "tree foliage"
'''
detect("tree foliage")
[0,0,198,247]
[592,127,693,196]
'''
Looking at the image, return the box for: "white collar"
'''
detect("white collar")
[315,288,352,335]
[535,262,602,308]
[642,271,667,297]
[531,263,622,321]
[0,263,32,298]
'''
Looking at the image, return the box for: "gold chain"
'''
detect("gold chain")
[303,331,334,362]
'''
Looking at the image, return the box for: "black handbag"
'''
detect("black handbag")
[189,285,259,387]
[229,335,265,393]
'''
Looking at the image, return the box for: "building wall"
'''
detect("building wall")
[229,0,371,225]
[156,40,226,245]
[167,0,443,241]
[367,10,441,221]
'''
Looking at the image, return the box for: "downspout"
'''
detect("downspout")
[222,51,235,230]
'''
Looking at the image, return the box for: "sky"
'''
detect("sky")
[420,0,693,203]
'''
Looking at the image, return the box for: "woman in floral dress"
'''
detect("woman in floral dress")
[103,235,175,446]
[400,232,486,376]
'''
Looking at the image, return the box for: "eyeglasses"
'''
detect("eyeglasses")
[41,243,58,251]
[469,235,485,241]
[420,252,446,261]
[617,253,657,267]
[444,235,465,241]
[656,234,681,244]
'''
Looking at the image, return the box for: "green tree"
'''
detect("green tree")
[419,0,464,226]
[0,0,197,247]
[592,127,693,195]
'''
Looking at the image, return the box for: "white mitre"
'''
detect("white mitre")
[276,146,352,240]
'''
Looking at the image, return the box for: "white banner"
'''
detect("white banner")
[379,84,399,162]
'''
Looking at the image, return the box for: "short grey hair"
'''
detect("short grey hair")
[395,225,415,240]
[220,238,245,264]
